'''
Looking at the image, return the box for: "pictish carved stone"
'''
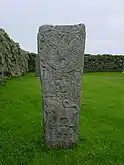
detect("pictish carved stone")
[38,24,86,148]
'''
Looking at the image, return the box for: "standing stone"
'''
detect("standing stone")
[35,34,40,77]
[35,54,40,77]
[38,24,86,148]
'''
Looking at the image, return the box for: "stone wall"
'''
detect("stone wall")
[28,53,124,73]
[1,28,124,85]
[84,54,124,72]
[0,28,32,84]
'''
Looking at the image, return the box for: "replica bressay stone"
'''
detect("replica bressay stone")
[38,24,86,148]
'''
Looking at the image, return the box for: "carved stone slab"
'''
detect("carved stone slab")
[38,24,86,148]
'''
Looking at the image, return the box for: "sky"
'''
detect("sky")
[0,0,124,54]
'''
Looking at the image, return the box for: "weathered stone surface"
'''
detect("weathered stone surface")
[38,24,86,148]
[35,34,40,77]
[35,36,40,77]
[35,54,40,77]
[28,53,36,72]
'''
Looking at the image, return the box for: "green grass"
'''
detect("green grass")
[0,72,124,165]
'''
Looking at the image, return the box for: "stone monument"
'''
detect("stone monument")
[35,54,40,77]
[37,24,86,148]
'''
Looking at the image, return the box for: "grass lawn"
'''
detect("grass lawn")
[0,72,124,165]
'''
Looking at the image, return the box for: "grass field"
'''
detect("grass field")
[0,72,124,165]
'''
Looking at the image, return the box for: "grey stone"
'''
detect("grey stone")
[38,24,86,148]
[35,33,40,77]
[35,54,40,77]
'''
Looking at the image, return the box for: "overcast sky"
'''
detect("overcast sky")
[0,0,124,54]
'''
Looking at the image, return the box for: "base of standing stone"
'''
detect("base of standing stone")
[38,24,86,148]
[45,141,78,149]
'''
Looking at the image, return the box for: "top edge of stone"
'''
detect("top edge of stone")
[38,23,85,32]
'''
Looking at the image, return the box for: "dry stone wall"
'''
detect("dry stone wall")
[84,54,124,72]
[0,28,33,84]
[33,54,124,74]
[0,28,124,85]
